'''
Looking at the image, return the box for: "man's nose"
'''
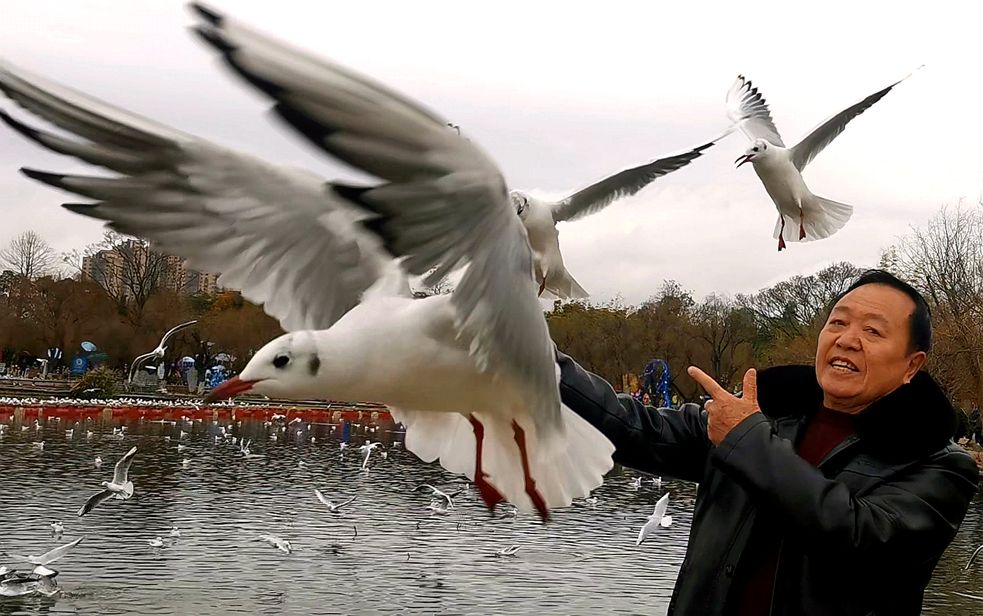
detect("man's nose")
[835,330,862,351]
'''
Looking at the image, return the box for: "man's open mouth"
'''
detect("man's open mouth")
[829,358,860,373]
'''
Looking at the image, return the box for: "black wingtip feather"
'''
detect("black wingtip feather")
[0,109,40,140]
[20,167,67,187]
[190,2,223,25]
[192,25,236,54]
[332,183,373,207]
[62,203,99,214]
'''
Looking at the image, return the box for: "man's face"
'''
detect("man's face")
[815,284,927,413]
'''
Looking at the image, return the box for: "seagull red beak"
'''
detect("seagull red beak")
[735,153,753,168]
[204,376,262,403]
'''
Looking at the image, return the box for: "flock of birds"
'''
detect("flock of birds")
[0,3,920,533]
[0,410,674,599]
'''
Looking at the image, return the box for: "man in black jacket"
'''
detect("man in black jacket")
[559,270,979,615]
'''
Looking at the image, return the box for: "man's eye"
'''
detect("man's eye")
[865,327,882,337]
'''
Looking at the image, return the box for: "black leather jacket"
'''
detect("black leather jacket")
[558,352,979,615]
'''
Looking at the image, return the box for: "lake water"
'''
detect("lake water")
[0,406,981,615]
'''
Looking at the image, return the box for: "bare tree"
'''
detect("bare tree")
[738,262,862,341]
[64,231,171,325]
[893,203,983,406]
[0,230,55,279]
[694,294,757,391]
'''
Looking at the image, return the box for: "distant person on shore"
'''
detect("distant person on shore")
[558,270,978,615]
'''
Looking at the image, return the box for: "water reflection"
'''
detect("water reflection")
[0,406,980,615]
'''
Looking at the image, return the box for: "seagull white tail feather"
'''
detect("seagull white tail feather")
[393,405,614,513]
[773,196,854,243]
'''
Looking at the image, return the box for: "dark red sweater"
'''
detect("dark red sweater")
[729,408,857,616]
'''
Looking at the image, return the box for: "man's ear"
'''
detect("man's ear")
[903,351,927,384]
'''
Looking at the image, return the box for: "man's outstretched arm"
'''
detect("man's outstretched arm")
[558,350,712,482]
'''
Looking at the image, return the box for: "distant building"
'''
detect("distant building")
[80,240,222,297]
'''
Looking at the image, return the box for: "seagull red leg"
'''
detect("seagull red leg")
[799,215,806,240]
[468,414,505,513]
[511,420,550,523]
[537,278,546,297]
[778,217,787,252]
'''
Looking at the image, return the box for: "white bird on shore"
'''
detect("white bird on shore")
[78,446,137,516]
[0,4,614,522]
[636,493,673,546]
[7,536,84,567]
[511,135,719,299]
[313,489,356,513]
[727,71,917,251]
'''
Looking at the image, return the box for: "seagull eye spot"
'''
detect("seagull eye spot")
[273,355,290,369]
[752,147,759,152]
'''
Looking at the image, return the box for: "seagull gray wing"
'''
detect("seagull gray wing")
[192,4,561,436]
[789,71,916,171]
[551,140,717,223]
[78,491,114,517]
[335,496,357,510]
[112,446,138,484]
[30,537,84,566]
[157,320,198,348]
[0,62,407,333]
[726,75,785,147]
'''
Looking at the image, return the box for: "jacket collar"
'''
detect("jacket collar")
[756,365,957,462]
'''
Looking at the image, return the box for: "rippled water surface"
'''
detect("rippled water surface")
[0,406,981,615]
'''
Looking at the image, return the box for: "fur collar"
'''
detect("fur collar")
[756,365,957,462]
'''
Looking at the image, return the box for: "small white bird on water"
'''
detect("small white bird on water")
[49,522,63,535]
[148,537,164,548]
[313,489,356,513]
[727,71,917,251]
[495,544,521,557]
[93,456,102,468]
[258,534,292,554]
[78,446,137,516]
[169,526,181,537]
[510,136,720,299]
[636,492,673,546]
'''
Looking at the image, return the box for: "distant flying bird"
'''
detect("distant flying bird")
[78,446,137,516]
[728,71,917,251]
[414,484,461,509]
[313,489,356,513]
[510,137,719,299]
[6,536,84,566]
[358,442,381,470]
[495,544,521,557]
[126,320,198,383]
[636,493,673,546]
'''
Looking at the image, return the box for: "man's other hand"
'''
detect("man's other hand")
[687,366,761,446]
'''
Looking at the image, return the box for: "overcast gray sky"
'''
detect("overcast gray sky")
[2,0,982,304]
